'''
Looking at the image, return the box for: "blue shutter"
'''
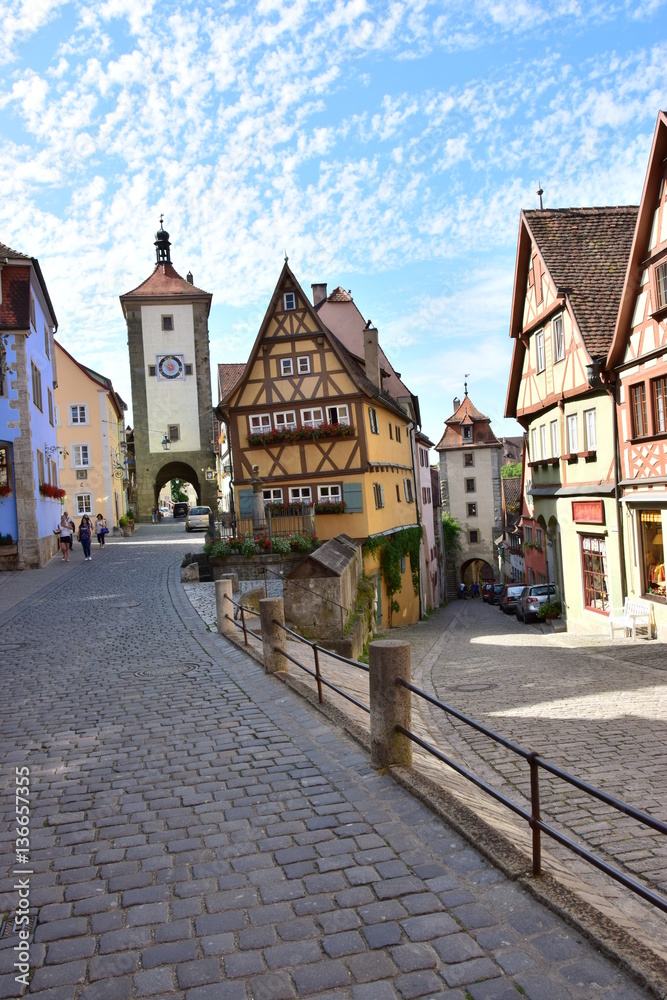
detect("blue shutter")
[238,489,254,516]
[343,482,363,513]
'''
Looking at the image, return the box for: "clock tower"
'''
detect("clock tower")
[120,222,217,520]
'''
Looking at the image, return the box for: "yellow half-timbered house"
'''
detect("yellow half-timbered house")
[505,206,637,632]
[216,263,422,627]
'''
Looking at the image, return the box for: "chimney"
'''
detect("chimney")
[364,322,380,388]
[186,271,194,284]
[311,283,327,306]
[453,397,461,411]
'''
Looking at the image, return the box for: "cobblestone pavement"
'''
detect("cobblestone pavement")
[0,528,656,999]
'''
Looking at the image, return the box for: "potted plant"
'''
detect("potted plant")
[538,599,562,621]
[118,515,134,537]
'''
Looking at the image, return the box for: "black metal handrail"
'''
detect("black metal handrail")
[222,592,261,647]
[395,680,667,915]
[272,619,369,709]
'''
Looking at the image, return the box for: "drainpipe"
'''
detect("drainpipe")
[407,418,423,619]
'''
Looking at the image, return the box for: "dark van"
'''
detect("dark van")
[172,502,189,518]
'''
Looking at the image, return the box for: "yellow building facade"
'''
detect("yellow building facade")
[54,342,127,528]
[217,264,421,627]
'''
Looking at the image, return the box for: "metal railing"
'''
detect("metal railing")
[395,678,667,915]
[222,592,261,647]
[272,620,369,713]
[215,507,317,542]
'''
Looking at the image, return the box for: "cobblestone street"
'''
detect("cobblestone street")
[0,526,660,999]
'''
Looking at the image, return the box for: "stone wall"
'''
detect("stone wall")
[209,552,306,582]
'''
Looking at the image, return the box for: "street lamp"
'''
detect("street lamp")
[161,434,171,451]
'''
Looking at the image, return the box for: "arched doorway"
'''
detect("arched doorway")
[460,558,494,587]
[154,461,202,509]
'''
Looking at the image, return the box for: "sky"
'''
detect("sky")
[1,0,666,447]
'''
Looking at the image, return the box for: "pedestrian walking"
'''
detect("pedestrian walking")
[57,512,72,562]
[151,506,157,523]
[96,513,108,547]
[78,514,93,561]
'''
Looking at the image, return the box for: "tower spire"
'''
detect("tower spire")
[154,217,172,265]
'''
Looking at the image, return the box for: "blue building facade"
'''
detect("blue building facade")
[1,241,60,568]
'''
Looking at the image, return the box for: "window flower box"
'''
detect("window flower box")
[0,484,11,498]
[39,483,67,499]
[314,500,347,514]
[248,422,356,446]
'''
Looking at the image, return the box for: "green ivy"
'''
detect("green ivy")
[365,526,423,600]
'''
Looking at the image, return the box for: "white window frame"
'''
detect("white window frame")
[69,404,88,426]
[550,419,559,458]
[301,407,323,428]
[283,292,296,311]
[297,356,310,374]
[289,486,312,504]
[531,428,537,460]
[54,403,61,427]
[584,408,597,451]
[263,488,283,505]
[535,329,545,373]
[75,492,93,515]
[72,444,91,469]
[404,477,414,503]
[274,410,297,431]
[368,407,379,434]
[318,485,342,502]
[326,404,349,426]
[249,414,271,434]
[540,424,547,460]
[567,413,578,454]
[553,314,564,363]
[280,357,293,377]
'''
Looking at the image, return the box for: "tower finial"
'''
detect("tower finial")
[284,250,289,263]
[537,182,544,210]
[464,374,470,398]
[154,218,171,264]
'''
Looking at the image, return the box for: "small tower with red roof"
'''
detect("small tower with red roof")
[435,385,503,593]
[119,220,217,520]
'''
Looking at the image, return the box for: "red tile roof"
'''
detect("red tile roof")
[435,395,501,450]
[524,206,638,357]
[121,262,211,300]
[327,286,353,302]
[217,363,246,402]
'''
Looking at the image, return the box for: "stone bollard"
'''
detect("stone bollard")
[215,579,235,636]
[369,639,413,769]
[259,597,287,675]
[219,571,239,592]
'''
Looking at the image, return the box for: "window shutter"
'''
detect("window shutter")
[342,482,363,513]
[238,489,254,516]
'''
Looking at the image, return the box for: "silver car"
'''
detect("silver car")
[185,505,212,532]
[516,584,557,622]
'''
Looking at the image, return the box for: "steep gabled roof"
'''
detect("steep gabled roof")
[0,240,58,330]
[217,262,411,421]
[217,363,246,402]
[120,262,211,305]
[435,395,501,450]
[523,207,637,358]
[505,206,637,417]
[55,340,126,420]
[608,111,667,370]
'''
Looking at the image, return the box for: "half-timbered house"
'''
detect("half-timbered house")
[607,111,667,635]
[505,206,637,631]
[216,263,422,627]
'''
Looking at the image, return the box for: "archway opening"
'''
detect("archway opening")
[460,558,495,587]
[154,461,201,510]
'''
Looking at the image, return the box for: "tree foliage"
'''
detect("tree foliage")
[441,513,462,561]
[170,478,189,502]
[500,461,522,479]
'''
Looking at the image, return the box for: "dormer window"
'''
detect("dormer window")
[462,426,472,441]
[283,292,296,311]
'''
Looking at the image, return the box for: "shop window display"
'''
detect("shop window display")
[640,511,665,602]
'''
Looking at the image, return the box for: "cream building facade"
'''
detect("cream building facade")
[54,342,127,527]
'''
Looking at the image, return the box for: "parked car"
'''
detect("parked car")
[185,505,212,532]
[482,583,495,602]
[487,584,505,605]
[498,583,526,615]
[172,502,189,518]
[516,584,557,622]
[159,506,170,517]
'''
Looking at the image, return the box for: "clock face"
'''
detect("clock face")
[157,354,184,380]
